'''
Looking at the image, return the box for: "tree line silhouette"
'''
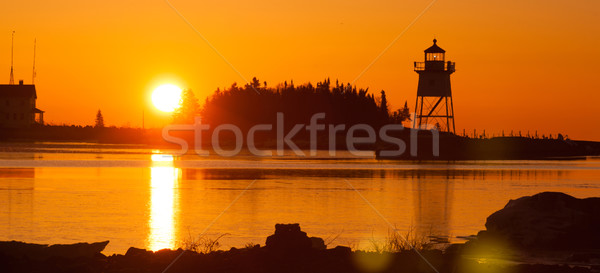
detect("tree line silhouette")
[176,77,410,131]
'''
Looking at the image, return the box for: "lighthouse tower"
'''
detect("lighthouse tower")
[413,39,456,133]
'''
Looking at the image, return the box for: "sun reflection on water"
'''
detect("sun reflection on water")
[148,154,180,251]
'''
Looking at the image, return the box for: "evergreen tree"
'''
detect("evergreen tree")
[95,110,105,128]
[173,89,200,123]
[391,101,412,124]
[200,77,407,130]
[400,101,411,121]
[380,90,389,117]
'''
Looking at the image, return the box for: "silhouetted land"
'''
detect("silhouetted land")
[376,131,600,160]
[4,242,591,273]
[4,125,598,160]
[199,78,409,130]
[1,78,599,159]
[0,125,167,145]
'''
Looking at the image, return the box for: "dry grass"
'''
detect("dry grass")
[369,226,434,253]
[323,230,344,247]
[243,242,258,249]
[177,232,229,253]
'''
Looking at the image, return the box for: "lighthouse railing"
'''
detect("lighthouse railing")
[414,62,426,71]
[414,61,455,72]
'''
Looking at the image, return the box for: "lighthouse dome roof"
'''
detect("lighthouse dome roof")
[424,39,445,53]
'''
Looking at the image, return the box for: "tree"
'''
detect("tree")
[380,90,389,117]
[247,77,261,90]
[390,101,411,124]
[95,110,104,128]
[400,101,411,121]
[173,89,201,123]
[200,77,397,132]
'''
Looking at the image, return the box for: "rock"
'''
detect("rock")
[154,248,184,265]
[310,237,326,250]
[0,240,109,261]
[443,243,464,256]
[124,247,152,257]
[568,252,600,263]
[325,245,351,260]
[47,241,109,259]
[484,192,600,249]
[265,223,312,252]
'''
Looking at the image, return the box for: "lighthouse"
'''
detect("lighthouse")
[413,39,456,134]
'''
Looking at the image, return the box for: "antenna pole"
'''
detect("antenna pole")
[32,38,36,84]
[9,31,15,84]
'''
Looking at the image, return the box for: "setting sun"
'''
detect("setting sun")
[152,84,182,113]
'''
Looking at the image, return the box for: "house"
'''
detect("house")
[0,80,44,128]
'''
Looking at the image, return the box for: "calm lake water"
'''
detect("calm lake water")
[1,143,600,254]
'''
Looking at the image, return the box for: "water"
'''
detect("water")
[1,143,600,254]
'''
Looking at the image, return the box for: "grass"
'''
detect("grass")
[323,230,343,248]
[176,226,443,254]
[369,226,435,253]
[177,231,230,253]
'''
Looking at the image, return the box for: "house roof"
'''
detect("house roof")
[0,84,37,99]
[424,39,445,53]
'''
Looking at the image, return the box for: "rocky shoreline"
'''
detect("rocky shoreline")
[2,192,600,273]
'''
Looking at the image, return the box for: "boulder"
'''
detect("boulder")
[484,192,600,249]
[310,237,326,250]
[124,247,153,257]
[265,223,314,252]
[0,240,109,260]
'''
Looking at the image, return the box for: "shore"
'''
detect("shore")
[0,230,596,273]
[2,192,600,273]
[2,126,600,160]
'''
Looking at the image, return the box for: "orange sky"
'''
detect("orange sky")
[2,0,599,140]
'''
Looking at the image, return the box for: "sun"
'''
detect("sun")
[152,84,182,112]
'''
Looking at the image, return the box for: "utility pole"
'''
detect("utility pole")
[32,38,36,84]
